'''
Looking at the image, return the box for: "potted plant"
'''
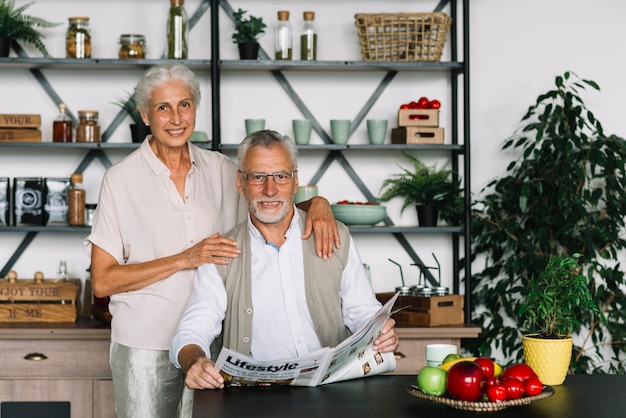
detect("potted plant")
[519,253,603,385]
[0,0,60,57]
[377,152,462,226]
[114,91,151,143]
[467,72,626,376]
[231,8,266,60]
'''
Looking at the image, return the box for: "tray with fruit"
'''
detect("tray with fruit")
[406,357,555,412]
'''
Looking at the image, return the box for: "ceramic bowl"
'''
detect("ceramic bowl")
[331,203,387,226]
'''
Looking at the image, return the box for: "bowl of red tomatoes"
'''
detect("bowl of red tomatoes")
[331,201,387,226]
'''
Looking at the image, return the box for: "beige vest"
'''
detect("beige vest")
[212,209,352,358]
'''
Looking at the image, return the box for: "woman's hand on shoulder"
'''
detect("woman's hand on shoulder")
[182,232,241,268]
[298,196,341,260]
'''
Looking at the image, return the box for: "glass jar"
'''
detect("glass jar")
[76,110,100,143]
[275,11,292,60]
[167,0,188,59]
[300,11,317,60]
[66,17,91,58]
[118,34,146,59]
[84,203,97,226]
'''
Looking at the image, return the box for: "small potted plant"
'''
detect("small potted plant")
[0,0,61,57]
[378,152,462,226]
[519,253,604,385]
[114,91,151,143]
[231,8,266,60]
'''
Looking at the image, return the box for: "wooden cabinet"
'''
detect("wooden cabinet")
[0,321,114,418]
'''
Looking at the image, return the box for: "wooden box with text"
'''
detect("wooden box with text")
[0,278,80,322]
[398,109,439,127]
[0,114,42,143]
[376,292,464,327]
[391,127,444,144]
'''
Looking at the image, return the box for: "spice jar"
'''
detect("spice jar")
[68,174,85,226]
[76,110,100,143]
[66,17,91,58]
[118,34,146,59]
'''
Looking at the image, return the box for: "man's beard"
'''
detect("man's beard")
[250,198,291,224]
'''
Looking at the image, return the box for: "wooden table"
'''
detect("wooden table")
[193,374,626,418]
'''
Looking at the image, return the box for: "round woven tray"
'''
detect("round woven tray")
[405,384,555,412]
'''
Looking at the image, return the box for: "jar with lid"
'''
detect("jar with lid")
[76,110,100,143]
[118,34,146,59]
[275,11,292,60]
[66,17,91,58]
[300,11,317,60]
[67,174,85,226]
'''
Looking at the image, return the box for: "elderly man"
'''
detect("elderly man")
[170,130,398,389]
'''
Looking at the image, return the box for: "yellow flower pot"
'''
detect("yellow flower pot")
[522,334,573,385]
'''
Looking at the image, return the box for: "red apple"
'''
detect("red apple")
[446,361,485,401]
[501,363,538,383]
[474,357,495,378]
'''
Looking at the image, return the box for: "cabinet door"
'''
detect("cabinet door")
[94,379,116,418]
[0,339,111,379]
[0,380,92,418]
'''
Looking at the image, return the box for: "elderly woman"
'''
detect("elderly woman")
[84,63,339,418]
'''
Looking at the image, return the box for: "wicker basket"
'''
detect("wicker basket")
[354,12,452,62]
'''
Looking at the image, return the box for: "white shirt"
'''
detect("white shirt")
[171,209,382,366]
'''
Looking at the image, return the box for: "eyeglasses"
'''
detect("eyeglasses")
[240,171,296,185]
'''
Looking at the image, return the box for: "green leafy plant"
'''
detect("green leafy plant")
[377,152,462,224]
[113,91,143,125]
[468,71,626,373]
[0,0,61,57]
[231,8,266,44]
[520,253,603,339]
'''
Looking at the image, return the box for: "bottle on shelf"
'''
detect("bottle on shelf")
[57,260,69,282]
[52,103,73,143]
[167,0,188,59]
[300,11,317,61]
[275,10,292,60]
[68,173,86,226]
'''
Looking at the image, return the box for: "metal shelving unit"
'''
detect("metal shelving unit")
[1,0,471,322]
[212,0,472,320]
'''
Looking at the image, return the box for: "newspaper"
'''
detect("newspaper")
[214,292,400,387]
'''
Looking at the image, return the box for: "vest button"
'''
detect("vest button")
[246,308,253,315]
[243,337,250,343]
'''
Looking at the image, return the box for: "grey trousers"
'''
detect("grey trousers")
[110,343,194,418]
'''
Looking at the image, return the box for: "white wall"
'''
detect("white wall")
[1,0,625,300]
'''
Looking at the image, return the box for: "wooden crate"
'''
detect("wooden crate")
[0,114,41,128]
[398,109,439,127]
[0,128,42,142]
[376,292,464,327]
[391,127,444,144]
[0,279,80,322]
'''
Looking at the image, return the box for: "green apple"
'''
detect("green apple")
[442,353,461,364]
[417,366,447,396]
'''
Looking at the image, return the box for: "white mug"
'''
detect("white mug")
[425,343,458,367]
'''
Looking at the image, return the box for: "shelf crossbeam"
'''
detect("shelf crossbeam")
[0,232,37,278]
